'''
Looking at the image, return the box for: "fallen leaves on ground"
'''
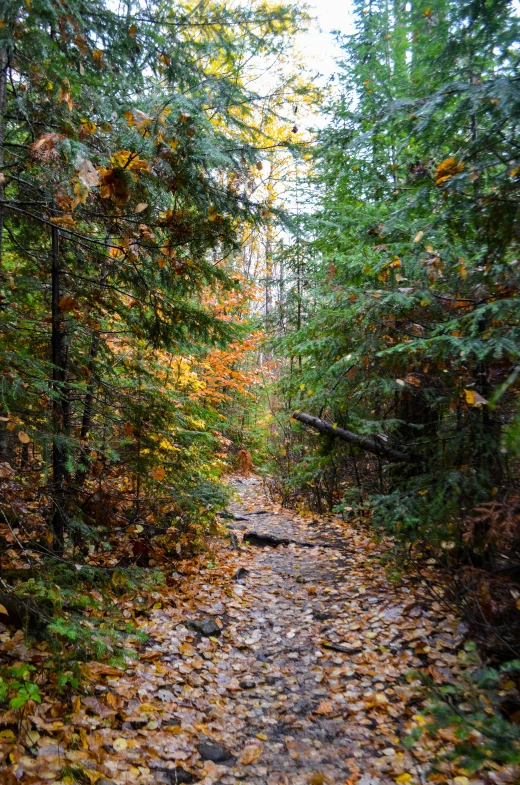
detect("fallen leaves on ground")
[0,477,516,784]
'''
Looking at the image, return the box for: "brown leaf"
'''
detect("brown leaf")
[76,157,100,188]
[99,167,130,205]
[239,744,262,765]
[316,700,334,715]
[59,78,73,111]
[0,462,14,479]
[59,295,79,312]
[51,214,77,229]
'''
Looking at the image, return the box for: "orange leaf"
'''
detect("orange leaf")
[316,700,334,715]
[152,466,165,481]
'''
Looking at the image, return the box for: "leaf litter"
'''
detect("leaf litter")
[0,477,513,785]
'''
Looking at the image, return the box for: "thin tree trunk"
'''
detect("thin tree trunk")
[74,331,100,490]
[0,44,7,267]
[51,225,67,553]
[75,258,107,489]
[0,47,9,462]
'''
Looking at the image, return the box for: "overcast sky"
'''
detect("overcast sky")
[302,0,355,81]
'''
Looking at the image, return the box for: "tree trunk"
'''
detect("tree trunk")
[51,225,68,554]
[292,412,417,463]
[73,330,100,491]
[0,44,7,267]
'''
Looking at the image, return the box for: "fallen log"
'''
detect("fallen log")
[291,412,416,463]
[243,530,315,548]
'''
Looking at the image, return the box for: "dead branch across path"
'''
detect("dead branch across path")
[291,412,416,463]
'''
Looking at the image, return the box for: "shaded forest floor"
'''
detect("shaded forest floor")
[0,477,497,785]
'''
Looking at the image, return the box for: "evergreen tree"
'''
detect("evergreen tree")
[274,0,520,568]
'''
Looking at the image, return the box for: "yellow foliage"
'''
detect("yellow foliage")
[435,157,464,186]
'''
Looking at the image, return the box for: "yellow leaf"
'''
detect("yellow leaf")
[413,231,424,243]
[435,157,464,186]
[0,603,9,616]
[0,729,16,740]
[83,770,103,784]
[129,23,137,37]
[394,775,413,784]
[25,730,40,746]
[239,744,262,765]
[113,737,128,751]
[256,733,268,741]
[18,431,31,444]
[464,389,487,406]
[516,598,520,611]
[309,776,326,785]
[453,779,469,785]
[158,257,167,269]
[80,118,97,134]
[111,150,149,171]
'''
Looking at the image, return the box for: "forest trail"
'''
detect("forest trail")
[9,478,464,785]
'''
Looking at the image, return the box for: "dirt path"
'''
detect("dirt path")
[5,476,465,785]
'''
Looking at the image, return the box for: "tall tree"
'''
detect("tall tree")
[0,0,306,553]
[272,0,520,559]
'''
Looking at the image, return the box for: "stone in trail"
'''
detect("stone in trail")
[186,618,222,637]
[196,740,234,763]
